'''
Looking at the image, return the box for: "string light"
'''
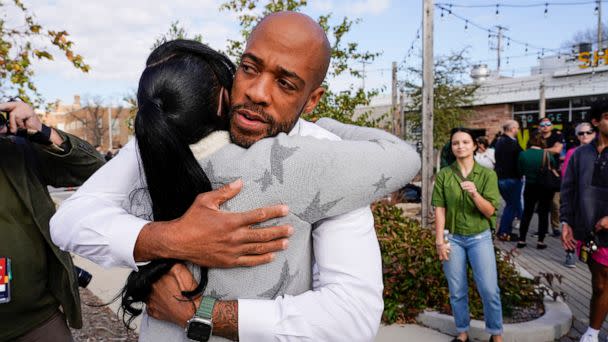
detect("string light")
[435,4,560,56]
[495,4,500,16]
[544,2,549,16]
[437,1,607,9]
[465,20,469,30]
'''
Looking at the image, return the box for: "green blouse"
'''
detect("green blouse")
[431,162,500,236]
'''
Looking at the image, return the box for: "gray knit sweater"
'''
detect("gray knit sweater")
[131,118,420,341]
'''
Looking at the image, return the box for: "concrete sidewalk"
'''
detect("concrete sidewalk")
[376,324,451,341]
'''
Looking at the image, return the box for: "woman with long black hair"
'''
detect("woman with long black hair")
[121,40,419,341]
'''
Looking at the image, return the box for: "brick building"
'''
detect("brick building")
[357,53,608,147]
[39,95,133,152]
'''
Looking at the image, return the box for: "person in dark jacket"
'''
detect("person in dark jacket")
[0,100,105,341]
[495,120,523,241]
[561,100,608,342]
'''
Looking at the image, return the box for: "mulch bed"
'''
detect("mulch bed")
[70,288,138,342]
[503,301,545,324]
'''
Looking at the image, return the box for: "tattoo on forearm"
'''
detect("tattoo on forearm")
[213,300,238,341]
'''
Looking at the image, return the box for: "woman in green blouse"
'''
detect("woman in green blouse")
[432,128,503,342]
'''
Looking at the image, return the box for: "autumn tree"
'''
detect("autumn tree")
[151,20,204,50]
[0,0,89,105]
[219,0,385,127]
[403,49,478,148]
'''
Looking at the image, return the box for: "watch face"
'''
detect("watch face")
[186,321,212,341]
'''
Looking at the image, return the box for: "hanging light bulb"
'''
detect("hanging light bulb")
[541,48,545,57]
[441,8,445,18]
[544,2,548,17]
[507,37,511,47]
[464,20,469,30]
[525,44,529,53]
[595,4,599,15]
[488,29,492,39]
[495,4,500,17]
[506,57,510,64]
[448,4,452,15]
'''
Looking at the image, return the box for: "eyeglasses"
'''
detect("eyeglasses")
[577,130,595,136]
[539,122,552,127]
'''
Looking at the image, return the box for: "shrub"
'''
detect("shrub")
[373,202,543,324]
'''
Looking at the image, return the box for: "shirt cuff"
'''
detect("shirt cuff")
[238,299,278,342]
[106,214,150,270]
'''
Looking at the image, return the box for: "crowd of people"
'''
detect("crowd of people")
[436,107,608,342]
[0,9,607,342]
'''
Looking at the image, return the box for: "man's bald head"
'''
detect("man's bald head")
[249,11,331,88]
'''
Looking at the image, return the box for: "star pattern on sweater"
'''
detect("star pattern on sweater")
[270,140,299,184]
[205,161,239,186]
[373,174,391,193]
[258,260,299,298]
[369,139,386,150]
[298,191,343,222]
[208,289,228,300]
[254,169,273,192]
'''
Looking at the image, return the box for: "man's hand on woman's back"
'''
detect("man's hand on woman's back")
[134,179,293,267]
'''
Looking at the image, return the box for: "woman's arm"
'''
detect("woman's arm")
[219,119,420,223]
[461,171,500,219]
[434,207,450,261]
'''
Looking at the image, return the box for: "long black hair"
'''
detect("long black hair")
[119,40,235,326]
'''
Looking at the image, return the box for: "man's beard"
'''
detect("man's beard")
[228,103,300,148]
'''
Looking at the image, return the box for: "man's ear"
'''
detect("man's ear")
[216,87,230,117]
[303,87,325,114]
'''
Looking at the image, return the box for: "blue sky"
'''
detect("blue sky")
[8,0,604,106]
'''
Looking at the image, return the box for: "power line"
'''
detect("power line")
[436,3,571,58]
[399,25,422,70]
[437,1,607,8]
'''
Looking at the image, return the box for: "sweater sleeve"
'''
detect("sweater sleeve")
[237,120,420,224]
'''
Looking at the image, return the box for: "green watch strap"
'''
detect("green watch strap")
[195,296,217,321]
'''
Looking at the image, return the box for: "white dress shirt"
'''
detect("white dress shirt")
[50,119,383,341]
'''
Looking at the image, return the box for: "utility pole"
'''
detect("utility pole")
[598,0,603,50]
[492,25,508,75]
[539,79,546,119]
[391,62,400,136]
[360,60,372,91]
[400,88,406,140]
[421,0,434,228]
[107,107,113,150]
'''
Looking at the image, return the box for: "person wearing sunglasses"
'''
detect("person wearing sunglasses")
[561,101,608,342]
[560,122,596,268]
[539,117,564,237]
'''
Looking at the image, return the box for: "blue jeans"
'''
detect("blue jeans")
[497,178,523,235]
[443,230,503,335]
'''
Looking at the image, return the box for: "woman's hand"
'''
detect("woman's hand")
[561,223,577,250]
[595,216,608,232]
[460,181,478,198]
[436,242,450,261]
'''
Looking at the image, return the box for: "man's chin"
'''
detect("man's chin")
[229,129,263,148]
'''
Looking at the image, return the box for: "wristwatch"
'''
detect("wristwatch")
[185,296,217,341]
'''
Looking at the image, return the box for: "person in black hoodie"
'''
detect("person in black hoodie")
[561,100,608,342]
